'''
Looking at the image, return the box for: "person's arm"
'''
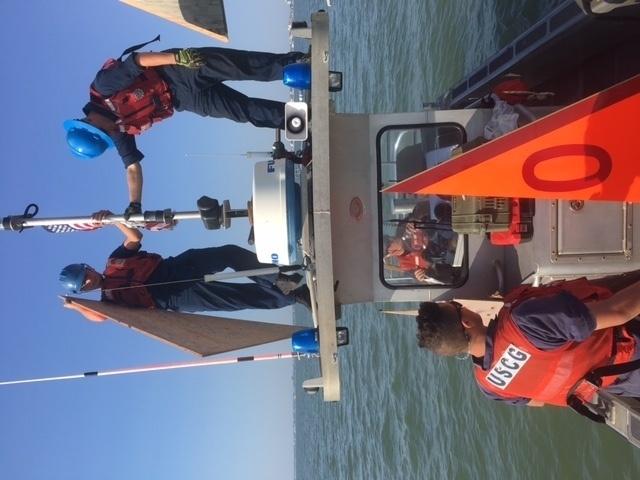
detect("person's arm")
[404,202,431,235]
[93,49,203,98]
[513,293,596,348]
[588,279,640,330]
[62,298,108,322]
[133,52,177,67]
[414,268,430,282]
[411,202,431,221]
[91,210,142,250]
[126,162,143,204]
[92,56,145,96]
[111,134,144,218]
[134,49,205,69]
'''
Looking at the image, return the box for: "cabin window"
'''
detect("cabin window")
[377,124,468,288]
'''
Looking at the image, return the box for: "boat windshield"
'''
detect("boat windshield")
[377,123,467,288]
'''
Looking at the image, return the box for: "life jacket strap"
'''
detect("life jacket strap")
[567,331,640,423]
[567,394,607,424]
[587,357,640,381]
[118,35,161,61]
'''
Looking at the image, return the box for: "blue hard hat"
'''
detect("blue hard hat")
[59,263,88,294]
[63,119,115,160]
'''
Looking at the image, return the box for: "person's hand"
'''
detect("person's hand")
[174,48,205,69]
[123,202,142,220]
[91,210,114,223]
[63,298,107,323]
[405,221,417,234]
[414,268,430,282]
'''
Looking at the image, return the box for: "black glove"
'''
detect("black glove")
[123,202,142,221]
[174,48,205,69]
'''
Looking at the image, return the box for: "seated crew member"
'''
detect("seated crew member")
[415,271,640,411]
[60,210,311,321]
[63,40,307,219]
[385,201,459,284]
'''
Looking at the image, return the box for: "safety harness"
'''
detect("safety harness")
[567,345,640,423]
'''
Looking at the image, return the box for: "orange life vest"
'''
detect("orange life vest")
[90,58,174,135]
[397,252,430,271]
[397,230,430,270]
[101,253,163,309]
[475,278,636,406]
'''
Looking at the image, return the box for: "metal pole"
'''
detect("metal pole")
[0,211,201,230]
[185,152,272,158]
[0,352,309,387]
[204,267,281,282]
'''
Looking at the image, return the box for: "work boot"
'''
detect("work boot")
[275,272,303,295]
[299,45,312,63]
[294,285,313,311]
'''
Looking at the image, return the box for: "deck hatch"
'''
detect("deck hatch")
[550,200,632,263]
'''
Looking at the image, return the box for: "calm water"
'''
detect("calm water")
[292,1,640,479]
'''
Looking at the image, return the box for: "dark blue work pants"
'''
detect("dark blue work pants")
[147,245,295,312]
[159,48,304,129]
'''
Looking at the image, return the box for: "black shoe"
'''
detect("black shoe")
[294,285,312,311]
[275,273,303,295]
[299,46,312,63]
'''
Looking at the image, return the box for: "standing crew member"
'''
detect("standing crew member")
[60,210,311,320]
[415,272,640,413]
[63,41,306,218]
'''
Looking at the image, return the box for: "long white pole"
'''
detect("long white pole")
[185,152,271,158]
[0,352,309,387]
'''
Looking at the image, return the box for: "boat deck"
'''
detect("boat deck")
[294,12,341,402]
[444,0,640,109]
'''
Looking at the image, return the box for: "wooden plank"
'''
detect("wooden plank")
[61,296,302,357]
[119,0,229,43]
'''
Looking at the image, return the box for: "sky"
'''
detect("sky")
[0,1,307,478]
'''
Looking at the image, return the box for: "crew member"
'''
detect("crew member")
[385,201,459,284]
[63,42,306,218]
[415,272,640,413]
[60,210,311,320]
